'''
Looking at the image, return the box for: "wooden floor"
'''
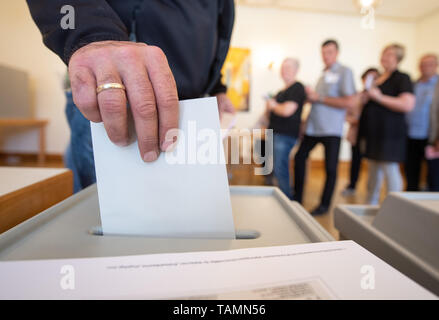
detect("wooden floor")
[1,154,383,240]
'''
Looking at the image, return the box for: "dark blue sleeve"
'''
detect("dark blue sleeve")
[206,0,234,95]
[26,0,130,65]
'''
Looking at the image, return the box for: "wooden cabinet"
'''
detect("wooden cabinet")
[0,167,73,233]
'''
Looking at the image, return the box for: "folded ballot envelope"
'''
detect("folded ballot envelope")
[90,97,235,239]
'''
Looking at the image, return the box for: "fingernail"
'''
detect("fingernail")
[115,141,128,147]
[143,151,158,162]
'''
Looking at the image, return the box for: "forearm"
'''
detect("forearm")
[321,95,357,110]
[377,94,415,113]
[271,102,298,117]
[346,117,359,125]
[26,0,129,64]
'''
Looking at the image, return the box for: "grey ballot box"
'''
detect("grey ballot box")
[334,193,439,296]
[0,185,334,261]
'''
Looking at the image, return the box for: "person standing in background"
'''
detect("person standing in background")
[342,68,380,197]
[427,77,439,191]
[267,58,306,200]
[294,40,357,215]
[405,54,438,191]
[359,44,415,205]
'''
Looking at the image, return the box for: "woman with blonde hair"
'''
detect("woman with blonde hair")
[359,44,416,205]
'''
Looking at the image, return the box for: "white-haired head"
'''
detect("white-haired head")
[281,58,300,85]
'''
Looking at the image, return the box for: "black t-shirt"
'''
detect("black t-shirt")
[359,70,414,162]
[269,82,306,137]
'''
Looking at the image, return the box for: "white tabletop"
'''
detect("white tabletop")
[0,167,70,197]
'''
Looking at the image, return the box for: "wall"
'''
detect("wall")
[415,10,439,71]
[231,5,418,160]
[0,1,67,155]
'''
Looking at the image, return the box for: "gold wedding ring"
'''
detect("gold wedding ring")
[96,83,126,94]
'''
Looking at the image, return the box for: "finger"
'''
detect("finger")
[69,65,101,122]
[95,65,128,146]
[143,46,179,152]
[118,58,159,162]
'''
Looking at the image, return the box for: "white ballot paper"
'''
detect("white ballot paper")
[0,241,435,300]
[90,97,235,238]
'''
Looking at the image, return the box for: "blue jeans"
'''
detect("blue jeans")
[273,133,297,200]
[64,91,96,193]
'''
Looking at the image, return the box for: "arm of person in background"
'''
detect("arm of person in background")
[347,91,368,125]
[367,73,415,113]
[267,99,298,117]
[346,115,359,125]
[306,68,358,110]
[26,0,179,162]
[320,91,359,111]
[345,92,362,124]
[268,83,305,118]
[367,89,415,113]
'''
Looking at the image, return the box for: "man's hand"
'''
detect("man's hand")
[216,93,235,119]
[68,41,179,162]
[305,86,319,103]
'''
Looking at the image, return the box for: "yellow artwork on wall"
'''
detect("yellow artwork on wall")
[221,47,251,112]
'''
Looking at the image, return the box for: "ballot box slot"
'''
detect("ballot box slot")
[89,226,261,240]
